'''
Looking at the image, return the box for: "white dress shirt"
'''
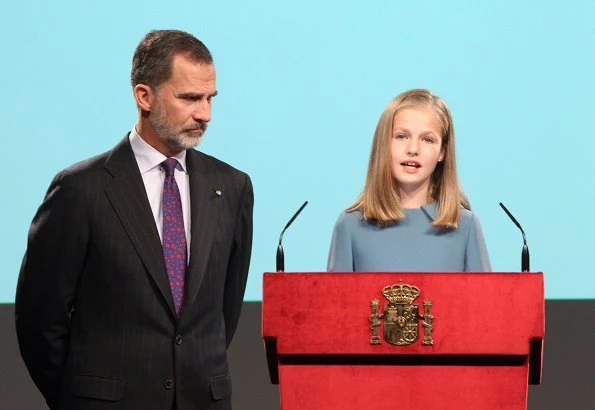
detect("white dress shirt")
[129,128,191,257]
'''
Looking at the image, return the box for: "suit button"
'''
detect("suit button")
[175,334,183,345]
[164,379,174,389]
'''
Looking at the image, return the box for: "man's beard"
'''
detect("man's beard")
[150,103,207,151]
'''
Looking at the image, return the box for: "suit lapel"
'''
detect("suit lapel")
[103,136,177,318]
[183,150,219,311]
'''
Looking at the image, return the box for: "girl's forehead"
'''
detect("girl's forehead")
[393,104,446,134]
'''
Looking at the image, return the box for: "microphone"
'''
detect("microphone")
[276,201,309,272]
[499,202,530,272]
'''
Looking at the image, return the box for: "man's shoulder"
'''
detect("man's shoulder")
[58,135,131,181]
[53,133,135,186]
[66,151,110,172]
[190,149,249,179]
[54,150,110,183]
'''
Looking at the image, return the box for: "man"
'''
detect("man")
[15,30,253,410]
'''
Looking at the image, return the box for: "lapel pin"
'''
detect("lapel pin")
[214,189,222,196]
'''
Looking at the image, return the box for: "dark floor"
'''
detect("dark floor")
[1,300,594,410]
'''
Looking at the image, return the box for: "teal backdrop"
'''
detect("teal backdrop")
[2,1,594,301]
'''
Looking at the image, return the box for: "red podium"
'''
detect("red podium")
[262,272,544,410]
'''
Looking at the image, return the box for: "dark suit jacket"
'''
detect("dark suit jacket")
[15,136,254,410]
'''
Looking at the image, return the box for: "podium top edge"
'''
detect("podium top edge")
[263,271,545,275]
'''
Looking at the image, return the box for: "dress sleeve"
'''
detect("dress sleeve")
[464,212,492,272]
[327,212,354,272]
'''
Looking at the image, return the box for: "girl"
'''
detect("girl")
[327,89,491,272]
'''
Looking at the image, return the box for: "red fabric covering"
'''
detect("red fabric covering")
[263,272,544,409]
[279,365,528,410]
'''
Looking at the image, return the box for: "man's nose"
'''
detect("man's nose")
[192,101,211,122]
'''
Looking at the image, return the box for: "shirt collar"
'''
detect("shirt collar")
[129,127,187,174]
[420,201,438,221]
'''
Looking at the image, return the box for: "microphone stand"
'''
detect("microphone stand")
[276,201,309,272]
[499,202,530,272]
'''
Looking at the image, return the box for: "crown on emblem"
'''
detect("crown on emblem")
[382,281,420,304]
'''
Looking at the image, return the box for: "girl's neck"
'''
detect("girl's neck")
[399,184,431,209]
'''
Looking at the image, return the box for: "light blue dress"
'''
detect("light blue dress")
[327,202,491,272]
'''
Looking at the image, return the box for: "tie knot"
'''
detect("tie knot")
[161,158,179,178]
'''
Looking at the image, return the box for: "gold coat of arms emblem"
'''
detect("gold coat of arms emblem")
[369,281,434,346]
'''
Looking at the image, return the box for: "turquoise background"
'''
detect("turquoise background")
[2,1,594,301]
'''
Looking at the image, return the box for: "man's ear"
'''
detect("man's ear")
[133,84,154,112]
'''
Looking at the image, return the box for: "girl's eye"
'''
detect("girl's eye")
[394,133,407,140]
[422,136,436,143]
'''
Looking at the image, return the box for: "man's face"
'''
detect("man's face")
[149,54,217,153]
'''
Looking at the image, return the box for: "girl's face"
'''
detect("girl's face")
[390,107,444,199]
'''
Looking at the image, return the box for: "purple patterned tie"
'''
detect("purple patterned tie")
[161,158,187,315]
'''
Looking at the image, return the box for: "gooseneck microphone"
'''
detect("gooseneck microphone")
[499,202,530,272]
[276,201,309,272]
